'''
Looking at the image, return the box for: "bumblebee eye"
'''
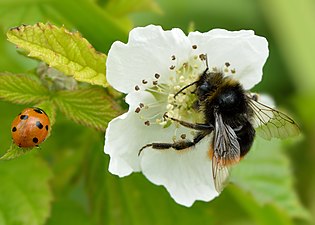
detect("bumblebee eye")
[198,82,212,97]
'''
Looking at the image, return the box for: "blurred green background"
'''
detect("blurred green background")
[0,0,315,225]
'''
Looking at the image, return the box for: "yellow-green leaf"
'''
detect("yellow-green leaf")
[7,23,107,87]
[54,87,122,131]
[0,73,50,104]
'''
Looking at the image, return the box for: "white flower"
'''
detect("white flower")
[104,25,269,207]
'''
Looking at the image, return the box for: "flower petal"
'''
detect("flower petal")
[106,25,192,93]
[105,91,181,177]
[140,135,219,207]
[188,29,269,90]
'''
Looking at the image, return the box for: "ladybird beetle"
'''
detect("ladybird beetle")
[11,107,50,148]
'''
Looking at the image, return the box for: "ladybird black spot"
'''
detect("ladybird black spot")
[45,125,49,131]
[12,127,17,132]
[33,108,43,114]
[36,121,43,129]
[20,115,28,120]
[33,137,39,143]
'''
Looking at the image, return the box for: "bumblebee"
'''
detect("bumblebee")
[139,59,300,192]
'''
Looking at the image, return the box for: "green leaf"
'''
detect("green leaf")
[0,143,35,160]
[259,0,315,93]
[54,87,122,131]
[228,185,294,225]
[46,199,93,225]
[0,73,50,104]
[7,23,107,87]
[103,0,162,16]
[0,155,53,225]
[35,100,57,127]
[231,136,309,219]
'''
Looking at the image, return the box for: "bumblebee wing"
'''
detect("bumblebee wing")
[212,111,241,192]
[247,95,300,140]
[212,155,230,193]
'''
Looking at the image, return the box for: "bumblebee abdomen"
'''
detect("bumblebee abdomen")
[235,121,255,157]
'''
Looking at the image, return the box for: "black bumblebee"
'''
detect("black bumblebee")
[139,58,300,192]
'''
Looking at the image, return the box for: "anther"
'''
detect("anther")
[225,62,230,67]
[170,65,175,70]
[199,54,206,61]
[153,80,158,85]
[171,55,176,60]
[135,85,140,91]
[139,103,144,108]
[192,45,197,49]
[180,134,186,139]
[142,79,148,84]
[135,107,141,113]
[231,69,236,74]
[144,121,150,126]
[155,73,160,79]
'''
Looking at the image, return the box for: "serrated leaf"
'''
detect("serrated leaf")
[54,87,122,131]
[0,155,53,225]
[7,23,107,87]
[231,136,309,219]
[0,73,50,104]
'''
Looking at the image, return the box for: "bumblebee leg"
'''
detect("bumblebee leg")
[138,131,209,156]
[164,113,213,131]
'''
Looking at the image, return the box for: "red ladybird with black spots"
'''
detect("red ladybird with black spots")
[11,107,50,148]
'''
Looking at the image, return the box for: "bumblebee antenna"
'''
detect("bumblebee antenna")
[204,54,209,69]
[174,81,198,98]
[174,53,209,99]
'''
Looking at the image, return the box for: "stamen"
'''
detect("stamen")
[225,62,230,67]
[145,87,168,95]
[192,45,197,49]
[135,85,140,91]
[135,107,141,113]
[199,54,206,61]
[138,54,205,130]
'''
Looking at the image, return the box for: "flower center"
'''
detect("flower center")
[163,55,206,124]
[134,53,208,128]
